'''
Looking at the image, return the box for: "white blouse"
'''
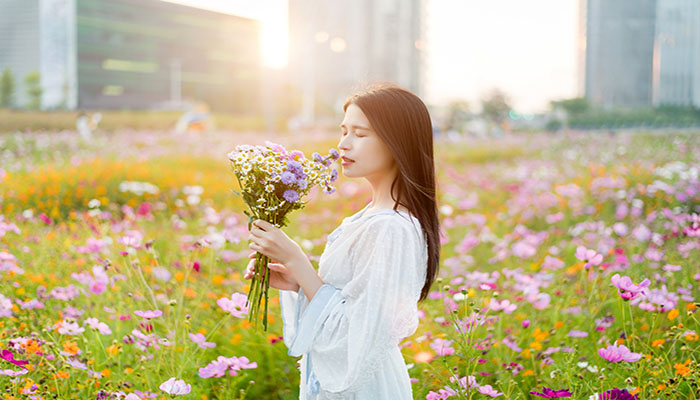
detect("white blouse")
[279,202,428,399]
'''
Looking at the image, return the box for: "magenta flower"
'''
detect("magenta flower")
[189,333,216,349]
[530,387,572,398]
[610,274,650,301]
[575,246,603,268]
[134,309,163,319]
[159,377,191,395]
[599,388,638,399]
[217,293,249,318]
[1,350,29,369]
[598,343,642,362]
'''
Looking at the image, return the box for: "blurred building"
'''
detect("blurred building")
[652,0,700,108]
[0,0,262,112]
[288,0,426,124]
[581,0,700,109]
[582,0,657,109]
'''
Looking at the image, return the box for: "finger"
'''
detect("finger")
[253,219,274,231]
[267,263,288,273]
[249,252,256,259]
[249,242,262,252]
[249,226,265,236]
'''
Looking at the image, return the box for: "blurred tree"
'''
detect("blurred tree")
[444,100,471,132]
[480,89,511,123]
[25,71,42,110]
[1,67,15,108]
[550,97,590,116]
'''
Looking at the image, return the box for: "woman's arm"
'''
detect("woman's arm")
[288,253,324,301]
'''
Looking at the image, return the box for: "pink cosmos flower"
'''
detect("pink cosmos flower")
[429,338,455,356]
[134,310,163,319]
[198,355,257,378]
[610,274,650,301]
[477,384,503,397]
[0,368,28,376]
[217,293,248,318]
[119,230,144,249]
[488,298,517,314]
[598,343,642,362]
[159,377,191,395]
[189,333,216,349]
[575,246,603,268]
[84,317,112,335]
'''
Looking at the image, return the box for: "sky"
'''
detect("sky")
[162,0,580,113]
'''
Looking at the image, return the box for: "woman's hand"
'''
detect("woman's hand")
[247,219,305,267]
[243,252,300,292]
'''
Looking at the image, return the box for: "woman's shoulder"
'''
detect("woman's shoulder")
[356,212,423,243]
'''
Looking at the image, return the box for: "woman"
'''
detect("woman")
[245,83,440,399]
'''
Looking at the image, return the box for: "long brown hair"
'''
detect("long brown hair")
[343,82,440,302]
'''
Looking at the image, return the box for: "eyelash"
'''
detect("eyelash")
[341,131,365,137]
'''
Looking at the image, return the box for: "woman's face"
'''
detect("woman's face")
[338,104,396,180]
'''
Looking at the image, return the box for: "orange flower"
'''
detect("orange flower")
[674,359,691,377]
[62,341,80,355]
[667,308,679,321]
[651,339,665,348]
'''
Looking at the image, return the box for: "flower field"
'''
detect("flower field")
[0,129,699,399]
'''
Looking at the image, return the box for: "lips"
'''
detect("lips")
[341,156,355,162]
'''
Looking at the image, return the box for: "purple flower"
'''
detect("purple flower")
[159,377,191,395]
[280,171,297,185]
[567,330,588,338]
[322,185,336,195]
[217,293,248,318]
[328,148,340,160]
[283,189,300,203]
[575,246,603,268]
[134,310,163,319]
[312,152,323,163]
[599,388,638,400]
[611,274,650,301]
[598,343,642,362]
[296,178,308,190]
[66,359,87,370]
[287,160,303,174]
[329,169,338,182]
[529,387,572,398]
[189,333,216,349]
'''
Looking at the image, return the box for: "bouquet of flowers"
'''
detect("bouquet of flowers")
[228,141,339,330]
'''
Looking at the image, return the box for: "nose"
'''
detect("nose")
[338,134,351,151]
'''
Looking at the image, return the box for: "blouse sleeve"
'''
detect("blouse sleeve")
[281,215,426,394]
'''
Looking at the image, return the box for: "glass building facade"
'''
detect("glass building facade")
[1,0,262,112]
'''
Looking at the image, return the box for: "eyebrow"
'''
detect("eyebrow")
[339,123,371,130]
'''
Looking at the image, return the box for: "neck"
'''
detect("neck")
[365,166,400,209]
